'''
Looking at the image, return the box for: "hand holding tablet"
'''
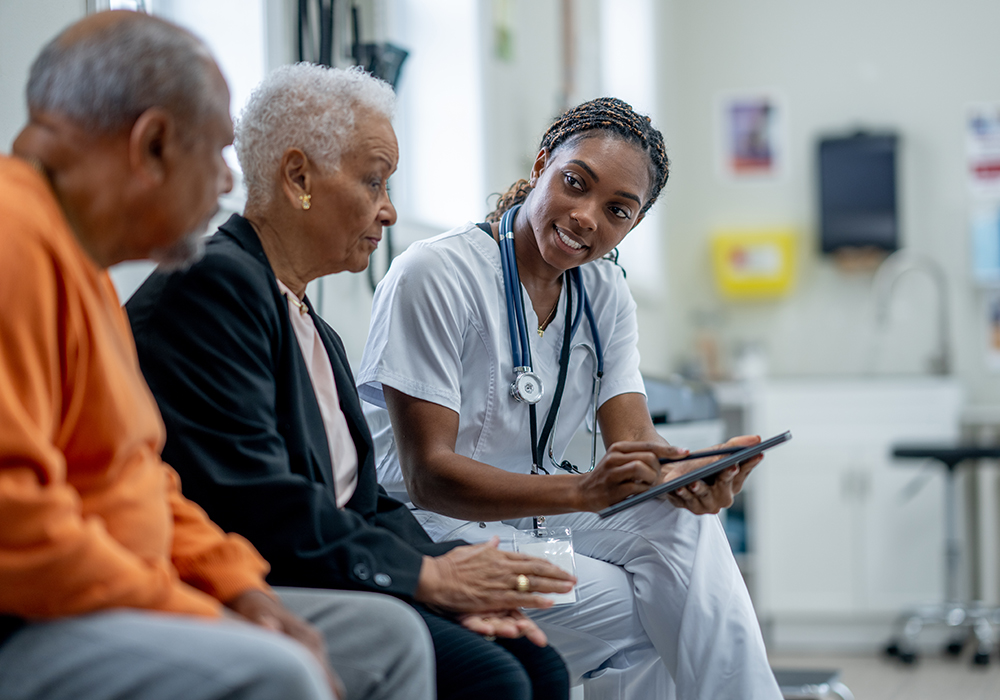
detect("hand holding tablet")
[597,431,792,518]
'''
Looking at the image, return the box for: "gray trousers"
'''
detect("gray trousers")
[0,587,434,700]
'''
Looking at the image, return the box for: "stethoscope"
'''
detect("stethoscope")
[497,204,605,483]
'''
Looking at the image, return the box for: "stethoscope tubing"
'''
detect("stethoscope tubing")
[545,342,603,473]
[499,210,524,368]
[569,268,585,338]
[500,207,533,369]
[578,270,604,375]
[499,204,607,477]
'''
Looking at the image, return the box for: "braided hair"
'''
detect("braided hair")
[487,97,669,223]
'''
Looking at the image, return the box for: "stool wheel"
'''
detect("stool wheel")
[945,639,966,656]
[884,641,900,657]
[898,651,918,664]
[973,651,990,666]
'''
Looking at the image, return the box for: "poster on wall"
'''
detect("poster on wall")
[971,203,1000,284]
[985,291,1000,372]
[718,92,784,179]
[967,103,1000,198]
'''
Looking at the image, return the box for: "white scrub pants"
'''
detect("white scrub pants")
[440,499,781,700]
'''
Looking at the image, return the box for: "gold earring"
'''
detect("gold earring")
[299,193,311,210]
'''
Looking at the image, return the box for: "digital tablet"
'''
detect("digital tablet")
[597,431,792,518]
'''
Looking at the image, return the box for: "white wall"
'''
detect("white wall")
[654,0,1000,404]
[10,0,999,407]
[0,0,86,150]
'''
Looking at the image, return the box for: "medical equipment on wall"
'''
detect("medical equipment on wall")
[497,204,605,484]
[818,131,899,253]
[710,228,797,300]
[297,0,408,87]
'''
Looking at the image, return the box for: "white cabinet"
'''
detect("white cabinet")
[748,379,962,620]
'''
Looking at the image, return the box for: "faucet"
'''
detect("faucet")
[871,250,951,375]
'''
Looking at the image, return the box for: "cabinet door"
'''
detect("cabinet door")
[753,428,859,614]
[863,433,953,612]
[750,379,960,617]
[841,383,959,612]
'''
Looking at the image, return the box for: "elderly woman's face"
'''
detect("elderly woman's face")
[307,111,398,275]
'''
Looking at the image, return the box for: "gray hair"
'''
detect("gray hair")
[26,12,217,136]
[235,63,396,204]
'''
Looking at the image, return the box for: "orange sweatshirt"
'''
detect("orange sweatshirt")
[0,154,270,619]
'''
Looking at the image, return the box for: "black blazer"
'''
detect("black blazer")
[127,214,458,599]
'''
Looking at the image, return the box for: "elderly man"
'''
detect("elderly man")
[0,12,435,700]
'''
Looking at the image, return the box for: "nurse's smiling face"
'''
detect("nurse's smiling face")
[519,133,652,276]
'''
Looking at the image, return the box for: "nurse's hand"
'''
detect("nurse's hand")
[576,441,674,511]
[415,537,576,615]
[660,434,763,515]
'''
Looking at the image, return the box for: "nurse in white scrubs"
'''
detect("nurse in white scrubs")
[357,97,781,700]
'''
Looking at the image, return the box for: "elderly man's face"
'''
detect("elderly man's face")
[146,64,234,268]
[306,110,398,275]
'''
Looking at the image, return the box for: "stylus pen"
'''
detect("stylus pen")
[658,445,745,464]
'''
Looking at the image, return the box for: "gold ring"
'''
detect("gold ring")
[516,574,530,592]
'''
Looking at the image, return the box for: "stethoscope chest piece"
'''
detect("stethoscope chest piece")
[511,368,543,404]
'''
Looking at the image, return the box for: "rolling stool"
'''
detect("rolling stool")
[883,444,1000,665]
[772,669,854,700]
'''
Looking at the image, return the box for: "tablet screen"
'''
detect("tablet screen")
[597,431,792,519]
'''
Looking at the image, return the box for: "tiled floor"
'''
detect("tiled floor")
[571,649,1000,699]
[769,649,1000,700]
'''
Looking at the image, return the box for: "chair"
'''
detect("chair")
[883,444,1000,665]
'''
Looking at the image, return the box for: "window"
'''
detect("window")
[101,0,271,301]
[599,0,663,297]
[386,0,485,232]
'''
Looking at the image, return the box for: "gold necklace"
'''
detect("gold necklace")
[283,291,309,315]
[537,297,559,337]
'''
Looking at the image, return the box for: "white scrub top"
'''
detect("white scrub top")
[357,222,645,534]
[358,225,784,700]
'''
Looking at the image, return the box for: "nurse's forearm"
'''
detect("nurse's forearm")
[407,452,590,520]
[408,443,673,518]
[386,386,668,517]
[597,392,669,447]
[386,386,590,518]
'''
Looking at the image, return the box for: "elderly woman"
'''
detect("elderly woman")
[126,64,572,700]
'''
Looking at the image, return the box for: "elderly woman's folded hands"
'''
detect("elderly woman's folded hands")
[415,536,576,644]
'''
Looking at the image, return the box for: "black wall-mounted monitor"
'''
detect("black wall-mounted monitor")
[818,132,899,253]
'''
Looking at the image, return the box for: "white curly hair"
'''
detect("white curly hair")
[235,63,396,204]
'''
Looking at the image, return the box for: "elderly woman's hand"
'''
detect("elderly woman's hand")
[660,434,763,515]
[457,610,549,647]
[415,537,576,615]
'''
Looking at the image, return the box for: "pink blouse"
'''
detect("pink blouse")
[277,279,358,507]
